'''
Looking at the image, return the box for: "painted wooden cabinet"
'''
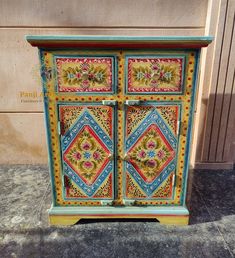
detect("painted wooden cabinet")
[27,36,212,225]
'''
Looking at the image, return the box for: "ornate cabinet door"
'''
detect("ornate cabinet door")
[59,103,115,203]
[27,35,212,225]
[124,103,180,203]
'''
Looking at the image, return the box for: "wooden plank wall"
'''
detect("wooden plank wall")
[0,0,234,169]
[195,0,235,169]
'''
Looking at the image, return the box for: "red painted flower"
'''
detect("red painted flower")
[152,64,159,71]
[147,140,156,149]
[93,151,101,160]
[138,150,146,159]
[159,71,165,79]
[75,72,81,79]
[157,150,165,160]
[147,159,157,168]
[150,80,159,88]
[74,152,81,160]
[88,73,95,79]
[82,142,91,150]
[83,161,93,169]
[81,80,90,89]
[144,73,152,79]
[81,63,89,72]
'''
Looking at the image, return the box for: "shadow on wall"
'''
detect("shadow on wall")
[196,92,235,165]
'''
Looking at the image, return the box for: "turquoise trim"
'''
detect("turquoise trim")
[48,205,189,215]
[39,49,57,206]
[26,35,213,42]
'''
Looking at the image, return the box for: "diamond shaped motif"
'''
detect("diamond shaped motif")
[63,125,111,185]
[127,124,175,183]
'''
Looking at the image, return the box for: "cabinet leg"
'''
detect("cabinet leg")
[49,215,81,225]
[156,215,189,225]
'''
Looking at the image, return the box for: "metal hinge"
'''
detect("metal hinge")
[172,173,176,187]
[100,200,113,206]
[63,175,70,188]
[41,66,52,81]
[58,121,61,135]
[123,199,135,206]
[108,154,114,161]
[177,120,181,135]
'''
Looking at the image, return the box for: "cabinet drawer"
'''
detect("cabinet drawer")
[125,55,186,94]
[54,55,117,94]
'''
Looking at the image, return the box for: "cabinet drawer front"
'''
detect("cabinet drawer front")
[59,103,116,202]
[125,55,186,94]
[124,103,181,202]
[55,56,116,94]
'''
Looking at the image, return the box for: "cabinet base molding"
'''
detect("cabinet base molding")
[48,206,189,226]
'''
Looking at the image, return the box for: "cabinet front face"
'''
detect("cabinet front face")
[41,49,198,207]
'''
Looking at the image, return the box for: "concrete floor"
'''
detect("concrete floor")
[0,165,235,258]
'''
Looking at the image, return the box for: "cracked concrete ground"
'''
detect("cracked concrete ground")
[0,165,235,258]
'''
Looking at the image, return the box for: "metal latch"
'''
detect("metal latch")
[172,173,176,187]
[108,154,114,161]
[124,100,141,106]
[100,200,114,206]
[102,100,117,106]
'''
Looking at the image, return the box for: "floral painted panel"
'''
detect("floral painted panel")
[124,104,180,199]
[56,57,114,93]
[127,57,184,93]
[59,104,114,199]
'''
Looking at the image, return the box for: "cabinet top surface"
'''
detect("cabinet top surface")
[26,35,213,49]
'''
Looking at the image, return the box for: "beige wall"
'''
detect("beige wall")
[0,0,234,168]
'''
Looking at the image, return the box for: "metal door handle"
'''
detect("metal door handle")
[124,100,141,106]
[102,100,117,106]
